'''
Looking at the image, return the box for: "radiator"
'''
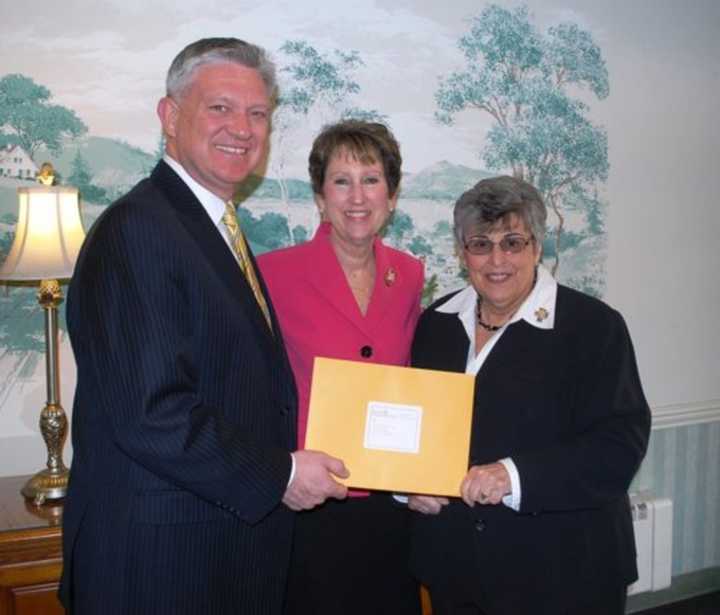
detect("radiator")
[627,492,673,594]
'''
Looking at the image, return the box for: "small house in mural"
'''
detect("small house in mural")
[0,144,38,180]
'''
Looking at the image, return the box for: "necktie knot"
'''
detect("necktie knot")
[223,201,240,239]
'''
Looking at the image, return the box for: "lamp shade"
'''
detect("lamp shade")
[0,186,85,281]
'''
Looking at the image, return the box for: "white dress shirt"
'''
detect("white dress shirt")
[163,155,238,257]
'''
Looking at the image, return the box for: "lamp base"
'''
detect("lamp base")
[21,468,68,506]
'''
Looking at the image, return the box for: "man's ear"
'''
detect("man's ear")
[157,96,179,139]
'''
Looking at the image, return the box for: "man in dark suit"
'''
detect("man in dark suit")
[60,38,348,615]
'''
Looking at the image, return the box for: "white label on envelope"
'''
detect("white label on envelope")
[363,401,422,454]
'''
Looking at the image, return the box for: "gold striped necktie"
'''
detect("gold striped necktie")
[221,202,273,332]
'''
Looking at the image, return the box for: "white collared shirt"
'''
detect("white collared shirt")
[435,263,558,510]
[163,155,237,258]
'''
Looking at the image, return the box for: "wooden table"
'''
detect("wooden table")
[0,475,64,615]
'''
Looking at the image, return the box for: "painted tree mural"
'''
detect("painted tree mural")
[435,4,609,283]
[68,150,107,204]
[270,40,385,243]
[0,74,87,159]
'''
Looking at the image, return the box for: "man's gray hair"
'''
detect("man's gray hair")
[166,37,277,100]
[453,175,547,248]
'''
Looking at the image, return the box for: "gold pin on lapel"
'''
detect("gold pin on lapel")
[384,267,396,287]
[535,307,549,322]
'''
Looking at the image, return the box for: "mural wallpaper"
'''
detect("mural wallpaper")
[0,2,609,421]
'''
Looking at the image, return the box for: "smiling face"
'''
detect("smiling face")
[462,214,541,319]
[158,62,270,201]
[316,149,396,252]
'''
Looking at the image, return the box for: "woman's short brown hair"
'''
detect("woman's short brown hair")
[308,120,402,197]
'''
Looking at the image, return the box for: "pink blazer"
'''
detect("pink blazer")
[258,222,424,448]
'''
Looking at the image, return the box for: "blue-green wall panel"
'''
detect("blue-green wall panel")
[631,422,720,576]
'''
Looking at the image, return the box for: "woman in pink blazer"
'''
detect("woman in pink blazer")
[258,120,423,615]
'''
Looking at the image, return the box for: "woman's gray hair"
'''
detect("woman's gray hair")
[166,38,277,100]
[453,175,547,249]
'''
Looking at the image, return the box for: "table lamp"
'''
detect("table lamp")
[0,164,85,504]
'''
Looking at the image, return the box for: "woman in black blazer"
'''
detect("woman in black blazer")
[408,176,650,615]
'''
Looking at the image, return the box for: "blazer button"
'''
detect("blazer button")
[360,345,373,358]
[475,519,486,532]
[280,405,290,417]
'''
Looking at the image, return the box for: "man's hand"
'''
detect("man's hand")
[407,495,450,515]
[460,462,511,507]
[282,450,349,511]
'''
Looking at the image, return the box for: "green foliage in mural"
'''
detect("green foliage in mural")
[292,225,309,245]
[382,210,414,244]
[435,5,609,279]
[279,40,385,125]
[408,235,433,257]
[237,206,291,252]
[0,74,87,160]
[269,40,385,243]
[340,107,388,123]
[280,42,362,114]
[0,285,47,353]
[432,219,452,239]
[68,150,107,204]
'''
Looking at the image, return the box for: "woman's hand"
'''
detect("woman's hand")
[407,495,450,515]
[461,462,510,506]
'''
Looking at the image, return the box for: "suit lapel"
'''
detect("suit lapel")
[150,161,275,345]
[413,299,470,375]
[440,314,471,374]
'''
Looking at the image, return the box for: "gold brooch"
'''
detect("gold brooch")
[384,267,396,287]
[534,307,549,322]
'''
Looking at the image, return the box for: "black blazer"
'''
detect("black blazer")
[60,161,297,615]
[410,284,650,614]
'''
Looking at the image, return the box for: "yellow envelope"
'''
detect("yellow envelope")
[305,357,475,496]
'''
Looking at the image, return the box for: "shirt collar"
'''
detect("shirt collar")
[163,154,228,226]
[436,263,557,333]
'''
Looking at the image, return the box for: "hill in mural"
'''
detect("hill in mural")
[402,161,493,199]
[236,175,313,202]
[47,136,154,179]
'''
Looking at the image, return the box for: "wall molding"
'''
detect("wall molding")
[651,399,720,430]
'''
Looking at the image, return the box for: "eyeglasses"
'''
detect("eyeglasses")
[464,234,535,256]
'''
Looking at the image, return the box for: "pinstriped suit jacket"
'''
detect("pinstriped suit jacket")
[60,161,297,615]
